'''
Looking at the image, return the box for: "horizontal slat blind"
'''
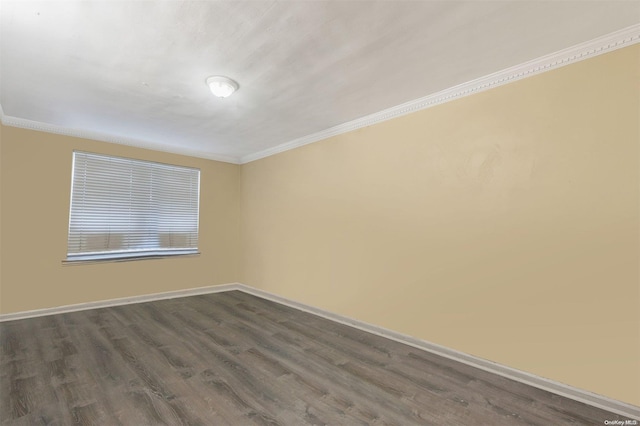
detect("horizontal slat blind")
[67,151,200,261]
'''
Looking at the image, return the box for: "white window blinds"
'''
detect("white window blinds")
[67,151,200,261]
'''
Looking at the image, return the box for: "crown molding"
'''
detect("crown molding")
[0,111,242,164]
[2,24,638,165]
[239,23,640,164]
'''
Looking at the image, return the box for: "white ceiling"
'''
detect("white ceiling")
[1,1,639,163]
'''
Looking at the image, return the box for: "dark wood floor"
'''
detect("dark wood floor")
[0,291,632,425]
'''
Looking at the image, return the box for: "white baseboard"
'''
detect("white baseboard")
[233,284,640,421]
[0,283,242,322]
[1,282,638,420]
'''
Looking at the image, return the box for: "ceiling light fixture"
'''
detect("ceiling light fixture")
[206,75,239,98]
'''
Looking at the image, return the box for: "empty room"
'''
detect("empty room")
[1,1,639,425]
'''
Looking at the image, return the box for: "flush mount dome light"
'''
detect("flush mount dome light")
[206,75,239,98]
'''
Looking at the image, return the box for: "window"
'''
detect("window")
[66,151,200,262]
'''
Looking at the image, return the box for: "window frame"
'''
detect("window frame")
[64,151,201,264]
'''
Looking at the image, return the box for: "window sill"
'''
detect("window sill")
[62,252,200,266]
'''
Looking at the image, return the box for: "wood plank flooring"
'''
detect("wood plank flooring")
[0,291,633,425]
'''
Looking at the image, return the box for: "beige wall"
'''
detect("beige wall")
[0,45,638,406]
[0,125,241,313]
[240,45,640,405]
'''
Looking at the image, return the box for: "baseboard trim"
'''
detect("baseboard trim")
[0,283,242,322]
[234,284,640,421]
[1,282,638,419]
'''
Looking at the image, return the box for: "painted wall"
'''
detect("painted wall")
[0,124,241,313]
[1,45,638,406]
[240,45,640,405]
